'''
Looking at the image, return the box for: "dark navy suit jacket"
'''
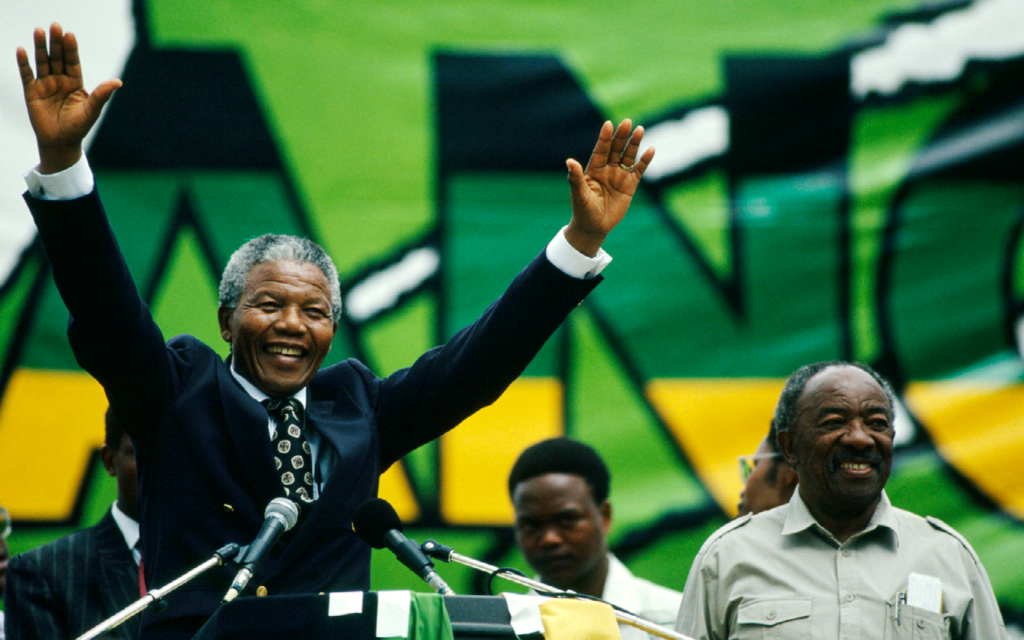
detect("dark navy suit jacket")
[5,509,141,640]
[27,188,599,639]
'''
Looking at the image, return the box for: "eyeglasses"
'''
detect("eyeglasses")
[738,453,781,481]
[0,505,10,539]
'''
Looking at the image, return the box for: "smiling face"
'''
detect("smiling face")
[512,473,610,595]
[218,259,337,397]
[781,365,894,525]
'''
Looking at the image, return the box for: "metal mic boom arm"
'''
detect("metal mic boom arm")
[421,540,695,640]
[75,543,242,640]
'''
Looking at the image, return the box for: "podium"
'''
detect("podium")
[194,592,521,639]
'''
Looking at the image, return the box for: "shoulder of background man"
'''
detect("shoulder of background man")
[8,513,108,581]
[604,553,681,629]
[886,505,986,566]
[607,553,682,604]
[924,516,984,563]
[697,505,788,558]
[629,573,684,619]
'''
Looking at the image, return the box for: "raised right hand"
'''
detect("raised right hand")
[563,119,655,257]
[16,23,121,174]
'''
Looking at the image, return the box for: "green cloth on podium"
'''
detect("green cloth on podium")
[406,593,454,640]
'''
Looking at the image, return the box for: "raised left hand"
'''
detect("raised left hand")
[564,119,655,257]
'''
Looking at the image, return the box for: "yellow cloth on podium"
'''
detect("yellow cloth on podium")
[539,598,622,640]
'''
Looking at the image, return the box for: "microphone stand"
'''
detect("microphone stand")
[421,540,694,640]
[75,543,242,640]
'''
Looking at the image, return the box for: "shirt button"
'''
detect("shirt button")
[766,611,776,620]
[841,549,851,557]
[917,619,926,629]
[845,593,855,602]
[256,586,268,597]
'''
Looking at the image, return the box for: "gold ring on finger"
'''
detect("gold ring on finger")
[620,163,634,172]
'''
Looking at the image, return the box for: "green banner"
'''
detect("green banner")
[1,0,1022,625]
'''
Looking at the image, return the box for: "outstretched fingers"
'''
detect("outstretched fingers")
[566,158,585,200]
[618,126,646,168]
[585,120,615,171]
[49,23,65,75]
[63,30,83,79]
[574,119,656,191]
[90,78,123,108]
[606,119,633,167]
[630,145,656,178]
[16,47,34,89]
[32,27,50,79]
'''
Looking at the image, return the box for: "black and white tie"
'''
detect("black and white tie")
[263,397,315,505]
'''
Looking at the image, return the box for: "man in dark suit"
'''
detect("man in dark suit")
[5,408,143,640]
[16,24,655,639]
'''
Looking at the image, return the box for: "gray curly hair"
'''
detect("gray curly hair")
[772,360,896,441]
[218,234,342,321]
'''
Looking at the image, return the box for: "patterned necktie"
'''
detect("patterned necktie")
[263,398,315,506]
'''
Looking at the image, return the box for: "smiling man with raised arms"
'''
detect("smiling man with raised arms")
[16,23,654,639]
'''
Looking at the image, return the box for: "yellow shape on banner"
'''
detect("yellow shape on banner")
[441,378,562,525]
[904,381,1024,519]
[0,366,423,522]
[380,458,421,521]
[0,368,107,519]
[646,378,784,516]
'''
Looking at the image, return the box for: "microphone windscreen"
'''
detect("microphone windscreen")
[353,498,403,549]
[265,497,300,530]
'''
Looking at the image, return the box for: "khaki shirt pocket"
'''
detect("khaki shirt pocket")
[735,598,812,639]
[885,600,949,640]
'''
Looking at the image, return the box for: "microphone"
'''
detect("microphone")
[352,498,454,595]
[222,497,300,602]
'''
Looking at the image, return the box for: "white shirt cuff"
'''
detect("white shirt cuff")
[20,161,613,280]
[23,154,95,200]
[545,226,612,279]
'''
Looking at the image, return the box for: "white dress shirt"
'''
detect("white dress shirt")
[110,500,141,565]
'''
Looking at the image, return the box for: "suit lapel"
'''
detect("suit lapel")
[218,361,281,505]
[94,512,140,616]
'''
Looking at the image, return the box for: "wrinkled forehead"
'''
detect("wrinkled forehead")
[244,259,331,292]
[797,365,890,415]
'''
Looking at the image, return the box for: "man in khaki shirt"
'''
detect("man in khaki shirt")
[676,361,1008,640]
